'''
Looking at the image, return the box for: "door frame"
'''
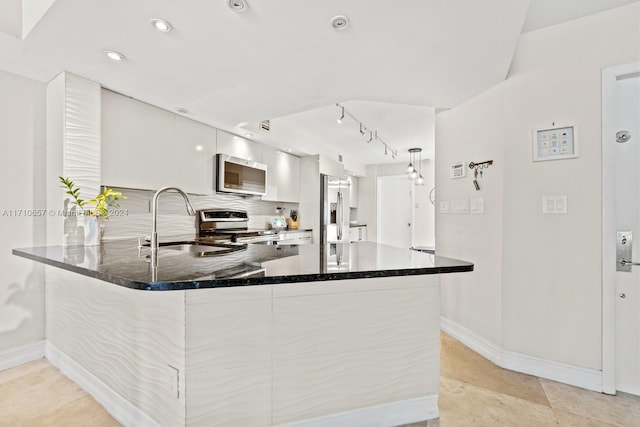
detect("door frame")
[601,61,640,394]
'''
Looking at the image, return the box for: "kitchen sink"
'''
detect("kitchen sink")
[141,240,246,257]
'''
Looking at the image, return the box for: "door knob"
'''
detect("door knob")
[619,293,626,299]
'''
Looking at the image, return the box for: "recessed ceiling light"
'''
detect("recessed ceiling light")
[176,107,189,114]
[105,50,125,61]
[244,132,253,138]
[330,15,350,30]
[150,18,172,33]
[227,0,248,12]
[195,145,204,152]
[287,149,293,153]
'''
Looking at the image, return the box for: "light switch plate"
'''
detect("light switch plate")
[542,195,567,214]
[439,201,450,214]
[452,199,469,214]
[470,198,484,214]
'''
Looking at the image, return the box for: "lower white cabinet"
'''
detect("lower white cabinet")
[349,225,367,242]
[278,230,312,244]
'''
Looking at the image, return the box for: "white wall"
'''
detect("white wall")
[436,85,505,346]
[436,4,640,372]
[0,70,46,352]
[0,0,21,38]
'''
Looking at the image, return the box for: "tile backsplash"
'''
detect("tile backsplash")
[102,187,299,241]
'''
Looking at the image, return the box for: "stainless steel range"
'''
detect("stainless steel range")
[197,209,279,243]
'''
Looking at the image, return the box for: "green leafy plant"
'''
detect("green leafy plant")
[59,176,87,208]
[59,176,126,220]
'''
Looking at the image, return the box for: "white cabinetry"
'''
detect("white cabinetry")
[348,175,358,208]
[262,145,300,203]
[216,129,263,163]
[278,230,312,244]
[101,89,216,194]
[349,225,367,242]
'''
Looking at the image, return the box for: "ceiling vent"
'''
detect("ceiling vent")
[260,120,270,132]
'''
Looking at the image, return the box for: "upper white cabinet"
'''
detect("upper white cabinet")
[101,90,216,194]
[216,129,263,163]
[175,116,217,195]
[262,145,300,203]
[347,175,358,208]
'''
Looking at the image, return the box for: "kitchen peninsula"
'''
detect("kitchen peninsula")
[13,241,472,427]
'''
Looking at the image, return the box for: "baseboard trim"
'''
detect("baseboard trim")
[45,342,161,427]
[440,317,602,392]
[0,340,45,372]
[281,395,438,427]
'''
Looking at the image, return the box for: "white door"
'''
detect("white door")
[377,176,412,248]
[614,72,640,395]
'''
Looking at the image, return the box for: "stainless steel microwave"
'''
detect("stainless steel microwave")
[216,154,267,196]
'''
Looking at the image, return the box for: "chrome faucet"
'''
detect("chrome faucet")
[150,186,196,253]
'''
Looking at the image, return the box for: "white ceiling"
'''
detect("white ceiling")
[0,0,637,168]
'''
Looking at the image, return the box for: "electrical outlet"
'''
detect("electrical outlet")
[167,365,179,398]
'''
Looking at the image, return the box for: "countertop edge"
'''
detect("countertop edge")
[13,247,473,291]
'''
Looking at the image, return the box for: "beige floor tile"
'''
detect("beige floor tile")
[22,395,122,427]
[541,379,640,427]
[440,333,550,407]
[552,408,618,427]
[437,377,559,427]
[0,363,87,426]
[0,358,49,386]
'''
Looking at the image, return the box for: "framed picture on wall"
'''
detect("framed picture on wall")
[532,124,578,161]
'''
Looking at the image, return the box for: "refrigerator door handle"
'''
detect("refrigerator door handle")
[337,191,343,240]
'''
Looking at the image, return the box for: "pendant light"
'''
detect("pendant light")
[408,148,424,185]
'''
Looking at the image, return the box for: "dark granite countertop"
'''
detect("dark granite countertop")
[13,240,473,291]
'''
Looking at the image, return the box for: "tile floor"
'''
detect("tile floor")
[1,334,638,426]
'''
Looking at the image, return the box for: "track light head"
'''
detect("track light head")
[337,105,345,123]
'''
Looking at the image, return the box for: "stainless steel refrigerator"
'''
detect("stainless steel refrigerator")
[320,174,351,244]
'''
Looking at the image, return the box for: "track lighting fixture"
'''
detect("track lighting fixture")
[334,103,398,158]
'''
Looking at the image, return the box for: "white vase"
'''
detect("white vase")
[63,210,101,246]
[83,215,101,246]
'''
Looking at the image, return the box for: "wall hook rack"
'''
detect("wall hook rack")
[468,160,493,169]
[468,160,494,191]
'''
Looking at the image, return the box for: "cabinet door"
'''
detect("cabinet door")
[216,129,263,163]
[102,90,216,194]
[349,226,366,242]
[102,89,175,191]
[262,145,300,203]
[175,116,217,195]
[359,226,367,241]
